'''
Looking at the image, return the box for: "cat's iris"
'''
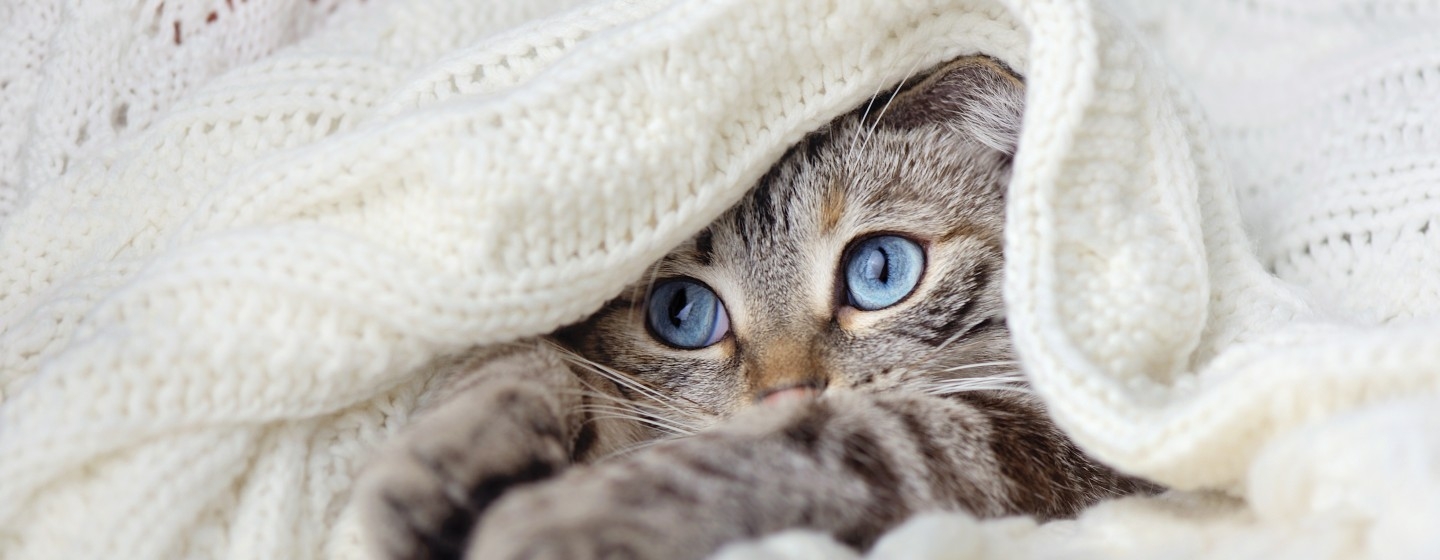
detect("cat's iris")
[844,235,925,310]
[646,279,730,349]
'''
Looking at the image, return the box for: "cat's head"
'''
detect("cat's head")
[558,56,1025,429]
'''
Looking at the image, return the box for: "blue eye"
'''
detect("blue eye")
[646,279,730,349]
[844,235,925,310]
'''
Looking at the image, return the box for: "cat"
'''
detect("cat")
[356,55,1159,560]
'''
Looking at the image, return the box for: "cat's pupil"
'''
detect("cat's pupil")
[863,248,889,284]
[668,290,693,325]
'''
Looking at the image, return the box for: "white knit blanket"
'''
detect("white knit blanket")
[3,0,1438,558]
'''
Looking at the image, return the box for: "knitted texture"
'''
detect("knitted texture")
[1,1,1437,559]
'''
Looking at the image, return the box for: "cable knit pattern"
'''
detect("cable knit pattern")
[1,0,1436,559]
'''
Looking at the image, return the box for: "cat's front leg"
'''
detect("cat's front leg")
[465,391,1152,560]
[356,343,589,560]
[465,393,947,560]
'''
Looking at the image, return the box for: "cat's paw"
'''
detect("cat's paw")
[463,438,754,560]
[357,358,574,560]
[464,481,681,560]
[469,521,664,560]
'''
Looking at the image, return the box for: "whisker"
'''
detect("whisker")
[569,360,692,416]
[858,57,923,153]
[846,58,923,172]
[932,327,972,354]
[543,341,667,394]
[556,386,667,413]
[890,359,1026,388]
[592,438,672,464]
[580,411,701,438]
[941,360,1021,373]
[583,412,697,437]
[544,342,716,421]
[896,330,973,376]
[567,375,716,428]
[925,385,1031,396]
[576,403,704,433]
[561,376,717,440]
[921,371,1031,396]
[848,80,888,156]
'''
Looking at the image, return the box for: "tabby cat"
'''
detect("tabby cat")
[357,56,1157,560]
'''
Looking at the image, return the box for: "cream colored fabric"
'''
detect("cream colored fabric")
[2,0,1436,558]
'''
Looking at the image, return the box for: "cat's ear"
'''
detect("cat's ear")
[871,56,1025,156]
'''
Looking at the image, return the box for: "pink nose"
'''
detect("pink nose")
[759,386,821,405]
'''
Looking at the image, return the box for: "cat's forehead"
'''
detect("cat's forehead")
[661,118,1008,277]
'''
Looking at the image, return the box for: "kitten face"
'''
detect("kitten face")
[559,58,1025,429]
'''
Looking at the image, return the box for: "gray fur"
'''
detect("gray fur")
[357,56,1158,560]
